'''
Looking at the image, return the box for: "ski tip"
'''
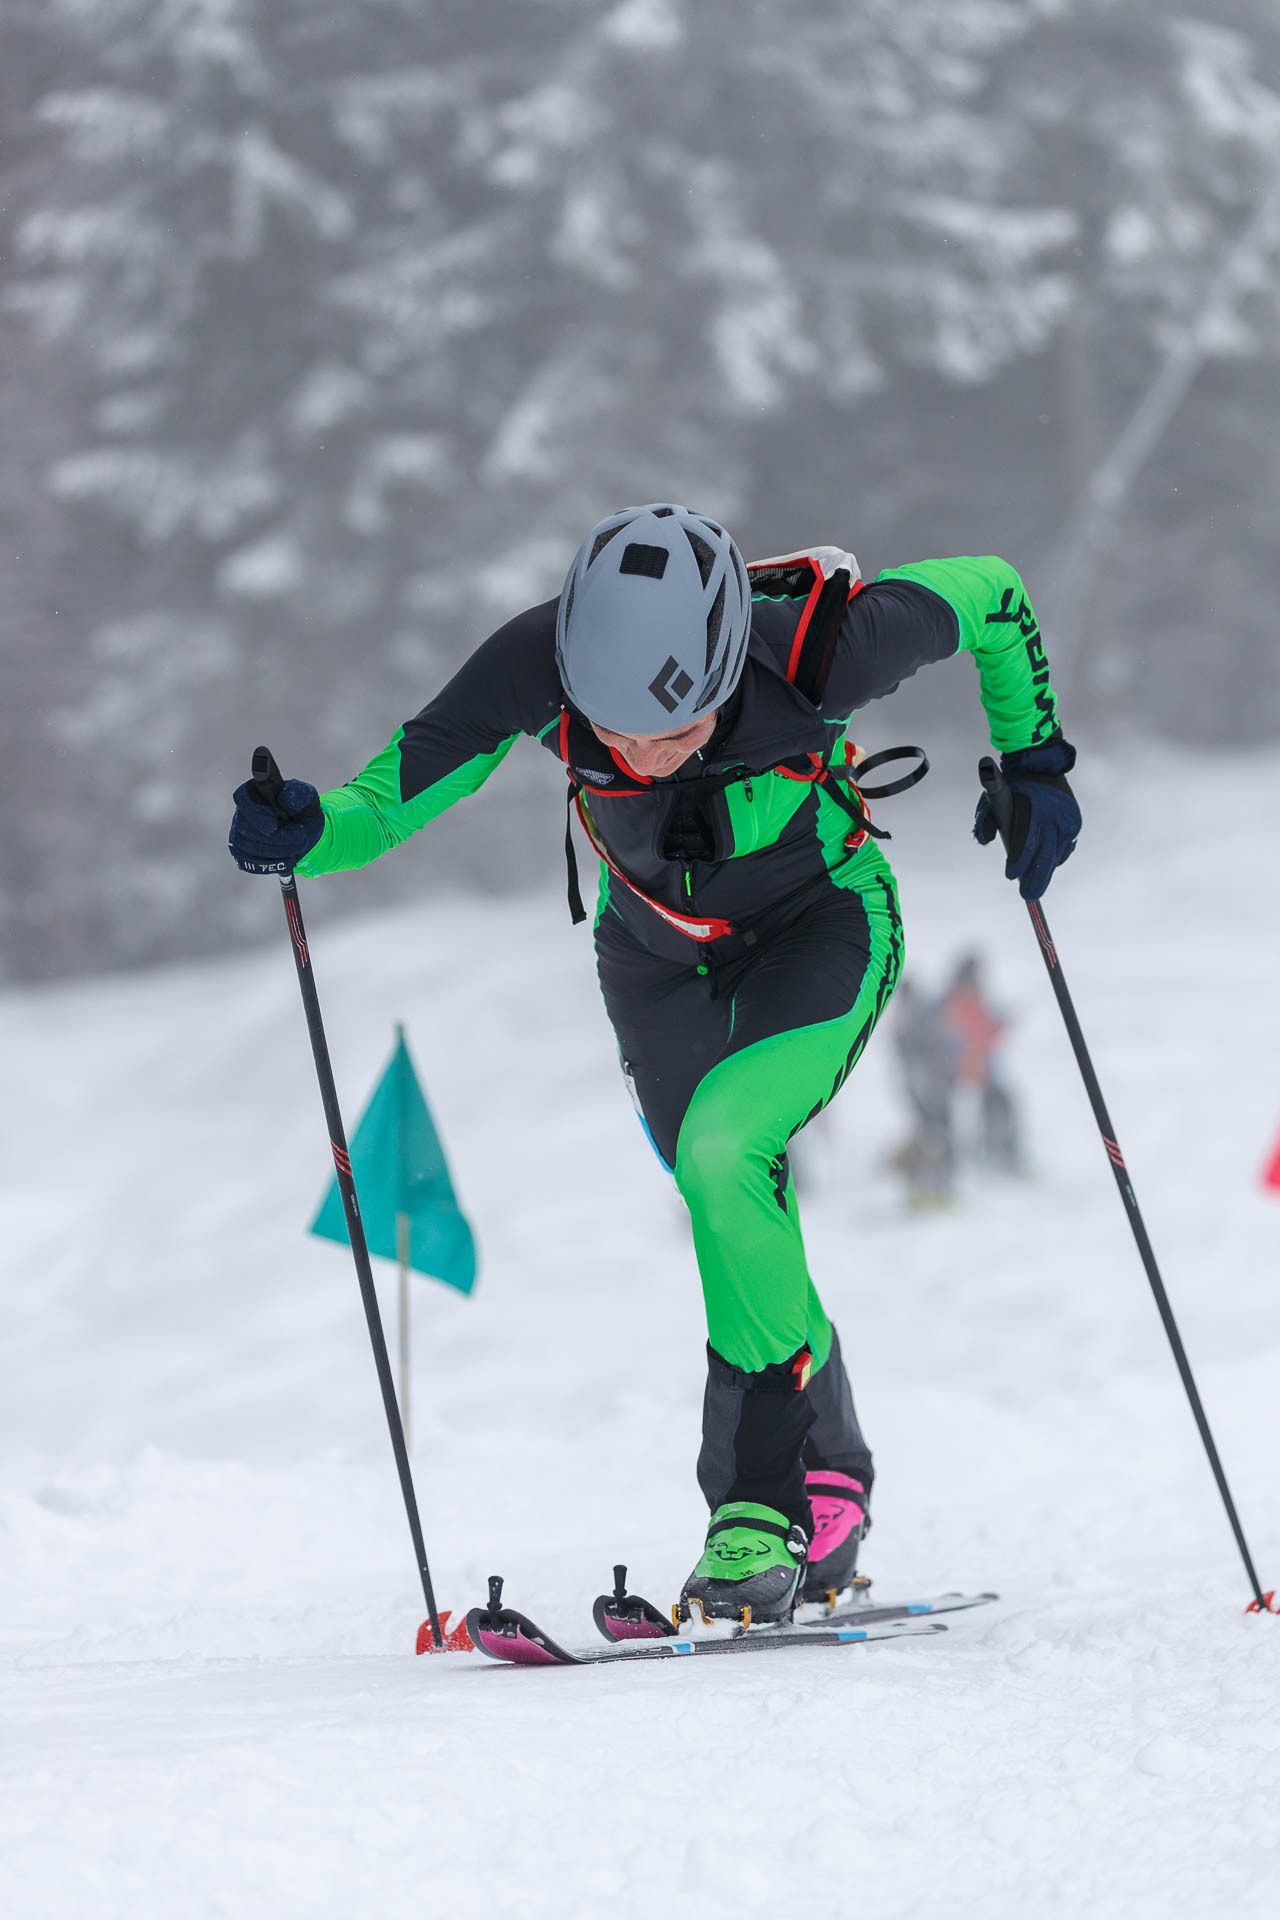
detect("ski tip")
[415,1609,476,1655]
[465,1601,579,1666]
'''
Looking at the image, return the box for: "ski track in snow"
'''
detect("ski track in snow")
[2,743,1278,1918]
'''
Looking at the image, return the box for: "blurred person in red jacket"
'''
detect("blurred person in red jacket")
[937,953,1022,1176]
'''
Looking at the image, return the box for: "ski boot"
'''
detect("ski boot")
[678,1501,808,1626]
[800,1470,869,1603]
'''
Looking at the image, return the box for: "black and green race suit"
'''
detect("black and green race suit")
[298,555,1060,1523]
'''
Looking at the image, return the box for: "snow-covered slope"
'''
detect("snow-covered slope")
[2,745,1278,1919]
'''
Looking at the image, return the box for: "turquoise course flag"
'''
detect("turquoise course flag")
[309,1025,477,1294]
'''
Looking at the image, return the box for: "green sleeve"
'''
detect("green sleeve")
[295,726,519,877]
[877,555,1060,752]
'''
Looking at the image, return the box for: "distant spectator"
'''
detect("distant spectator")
[888,954,1024,1206]
[888,978,958,1209]
[937,953,1022,1175]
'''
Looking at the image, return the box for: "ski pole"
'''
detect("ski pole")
[979,757,1273,1614]
[249,746,445,1649]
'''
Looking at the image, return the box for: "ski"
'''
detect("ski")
[465,1575,972,1669]
[593,1563,999,1643]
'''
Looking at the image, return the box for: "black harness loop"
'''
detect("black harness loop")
[812,744,930,843]
[832,744,930,799]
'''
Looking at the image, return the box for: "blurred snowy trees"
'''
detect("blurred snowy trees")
[2,0,1278,979]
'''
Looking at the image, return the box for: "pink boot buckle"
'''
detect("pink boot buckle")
[805,1471,866,1558]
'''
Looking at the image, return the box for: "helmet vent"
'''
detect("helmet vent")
[619,542,670,580]
[684,529,717,588]
[704,579,726,672]
[651,506,675,517]
[589,525,623,566]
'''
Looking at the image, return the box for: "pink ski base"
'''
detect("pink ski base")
[474,1623,563,1666]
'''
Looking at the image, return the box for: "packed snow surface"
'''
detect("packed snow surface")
[2,744,1278,1918]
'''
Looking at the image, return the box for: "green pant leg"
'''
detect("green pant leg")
[780,1160,834,1370]
[674,884,902,1374]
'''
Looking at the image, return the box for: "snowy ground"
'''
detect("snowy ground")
[3,742,1279,1919]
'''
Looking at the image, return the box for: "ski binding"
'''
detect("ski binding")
[466,1571,996,1669]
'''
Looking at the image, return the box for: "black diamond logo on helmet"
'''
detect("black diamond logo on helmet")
[649,656,695,713]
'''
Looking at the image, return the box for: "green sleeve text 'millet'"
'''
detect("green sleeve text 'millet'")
[295,726,519,877]
[877,555,1060,751]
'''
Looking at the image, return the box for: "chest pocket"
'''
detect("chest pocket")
[721,770,813,858]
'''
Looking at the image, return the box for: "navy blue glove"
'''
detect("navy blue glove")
[974,736,1080,901]
[229,777,323,875]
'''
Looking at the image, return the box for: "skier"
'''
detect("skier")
[938,951,1023,1174]
[888,977,959,1210]
[229,504,1080,1624]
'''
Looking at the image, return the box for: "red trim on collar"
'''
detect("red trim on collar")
[607,741,653,784]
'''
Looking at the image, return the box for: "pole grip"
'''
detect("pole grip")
[249,745,285,811]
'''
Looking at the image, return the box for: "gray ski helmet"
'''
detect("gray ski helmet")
[555,504,752,735]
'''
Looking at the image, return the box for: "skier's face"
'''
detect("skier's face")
[590,711,719,778]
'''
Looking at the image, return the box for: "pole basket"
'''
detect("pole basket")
[1245,1591,1278,1615]
[416,1610,476,1654]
